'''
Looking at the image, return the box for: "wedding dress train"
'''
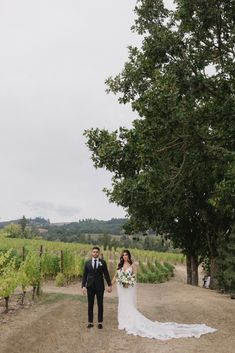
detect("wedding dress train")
[117,267,217,340]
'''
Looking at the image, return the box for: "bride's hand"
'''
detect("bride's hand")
[107,286,112,293]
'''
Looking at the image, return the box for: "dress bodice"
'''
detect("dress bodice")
[118,265,133,274]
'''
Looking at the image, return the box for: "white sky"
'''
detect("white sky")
[0,0,175,223]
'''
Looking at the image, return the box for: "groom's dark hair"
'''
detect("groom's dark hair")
[92,246,100,251]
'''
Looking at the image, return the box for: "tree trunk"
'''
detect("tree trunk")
[4,296,9,313]
[191,255,199,286]
[36,283,40,296]
[32,286,36,301]
[204,226,219,289]
[186,254,199,286]
[186,255,192,284]
[209,256,218,289]
[21,291,26,305]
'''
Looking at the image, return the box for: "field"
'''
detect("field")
[0,233,185,312]
[0,234,185,265]
[0,233,184,284]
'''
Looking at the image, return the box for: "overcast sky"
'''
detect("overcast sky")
[0,0,174,223]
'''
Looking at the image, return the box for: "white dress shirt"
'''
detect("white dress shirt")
[92,257,99,269]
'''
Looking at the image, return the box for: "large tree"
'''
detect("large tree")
[84,0,235,286]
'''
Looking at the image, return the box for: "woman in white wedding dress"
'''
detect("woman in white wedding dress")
[111,249,217,340]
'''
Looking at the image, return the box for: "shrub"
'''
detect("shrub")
[55,272,67,287]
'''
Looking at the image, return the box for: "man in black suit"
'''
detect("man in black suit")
[82,246,112,329]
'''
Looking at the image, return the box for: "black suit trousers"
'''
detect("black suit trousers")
[87,286,104,323]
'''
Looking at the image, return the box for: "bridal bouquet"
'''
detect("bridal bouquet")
[117,271,136,288]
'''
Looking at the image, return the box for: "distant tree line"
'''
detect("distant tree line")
[3,216,42,239]
[0,217,50,229]
[81,233,178,253]
[43,218,128,242]
[1,216,178,252]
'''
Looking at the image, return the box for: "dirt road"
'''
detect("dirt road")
[0,266,234,353]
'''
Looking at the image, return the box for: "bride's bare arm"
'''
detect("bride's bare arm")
[111,271,118,285]
[132,263,137,276]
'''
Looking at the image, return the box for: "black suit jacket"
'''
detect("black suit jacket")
[82,258,111,291]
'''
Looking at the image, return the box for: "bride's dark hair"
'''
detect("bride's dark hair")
[117,249,133,270]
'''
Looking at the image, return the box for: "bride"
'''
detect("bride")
[111,249,217,340]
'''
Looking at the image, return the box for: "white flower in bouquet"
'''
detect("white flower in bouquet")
[117,271,136,288]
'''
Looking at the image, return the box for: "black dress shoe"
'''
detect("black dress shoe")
[98,323,103,329]
[87,323,94,328]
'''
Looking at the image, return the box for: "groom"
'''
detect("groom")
[82,246,112,329]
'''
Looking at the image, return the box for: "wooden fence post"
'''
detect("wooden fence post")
[36,245,43,296]
[61,250,64,273]
[22,246,25,261]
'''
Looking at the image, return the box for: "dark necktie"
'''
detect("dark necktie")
[94,259,97,270]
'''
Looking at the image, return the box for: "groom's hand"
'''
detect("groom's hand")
[82,287,87,295]
[107,286,112,293]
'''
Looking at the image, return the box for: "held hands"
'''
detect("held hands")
[106,286,112,293]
